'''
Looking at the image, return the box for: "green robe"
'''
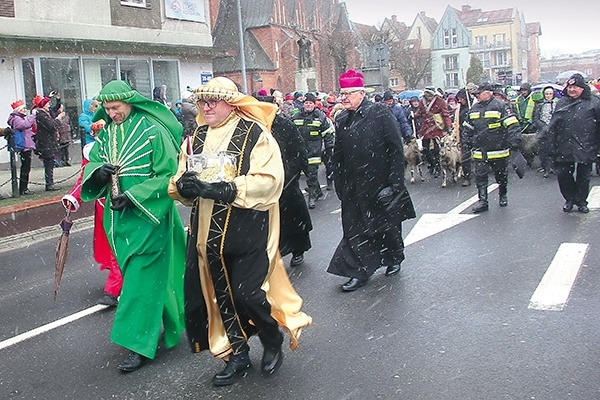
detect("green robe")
[81,109,185,359]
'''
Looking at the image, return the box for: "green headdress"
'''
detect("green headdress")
[94,80,183,145]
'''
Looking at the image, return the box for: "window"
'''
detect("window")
[478,53,491,68]
[121,0,148,8]
[40,57,82,140]
[493,33,506,45]
[83,59,118,100]
[21,58,37,108]
[120,59,151,97]
[474,35,487,46]
[444,29,450,48]
[451,28,458,47]
[493,51,507,66]
[389,77,399,87]
[152,60,180,103]
[445,73,459,88]
[444,55,458,70]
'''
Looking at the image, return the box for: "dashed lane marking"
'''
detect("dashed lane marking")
[528,243,589,311]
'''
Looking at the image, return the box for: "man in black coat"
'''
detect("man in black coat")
[548,73,600,213]
[327,70,416,292]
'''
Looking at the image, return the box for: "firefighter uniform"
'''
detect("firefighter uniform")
[293,107,334,208]
[463,84,521,213]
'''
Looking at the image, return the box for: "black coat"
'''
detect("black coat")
[333,99,415,236]
[548,89,600,163]
[271,114,313,252]
[35,109,59,159]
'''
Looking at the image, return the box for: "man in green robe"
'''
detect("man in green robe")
[81,80,186,372]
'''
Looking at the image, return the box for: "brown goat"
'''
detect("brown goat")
[439,134,461,188]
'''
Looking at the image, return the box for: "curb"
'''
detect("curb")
[0,215,94,254]
[0,195,63,216]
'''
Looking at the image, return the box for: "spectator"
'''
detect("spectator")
[548,74,600,213]
[55,104,73,167]
[7,99,36,195]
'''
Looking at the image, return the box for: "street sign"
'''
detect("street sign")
[201,73,213,85]
[371,43,390,65]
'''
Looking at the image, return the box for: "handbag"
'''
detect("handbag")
[424,97,446,130]
[12,130,25,151]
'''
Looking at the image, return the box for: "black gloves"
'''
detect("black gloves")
[176,171,237,204]
[92,164,118,186]
[110,194,133,211]
[376,186,397,208]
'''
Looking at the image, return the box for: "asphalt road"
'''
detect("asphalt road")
[1,169,600,400]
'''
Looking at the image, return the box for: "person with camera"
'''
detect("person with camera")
[7,99,37,195]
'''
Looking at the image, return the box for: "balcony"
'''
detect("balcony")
[470,41,512,52]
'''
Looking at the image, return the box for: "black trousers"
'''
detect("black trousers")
[19,150,32,192]
[461,143,472,178]
[554,162,592,206]
[474,158,508,188]
[43,157,55,187]
[305,163,323,198]
[422,138,440,173]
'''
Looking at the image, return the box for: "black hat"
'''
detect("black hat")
[472,82,493,94]
[565,73,587,89]
[383,90,394,101]
[520,82,531,91]
[304,92,316,103]
[409,96,419,102]
[456,89,467,99]
[374,94,383,102]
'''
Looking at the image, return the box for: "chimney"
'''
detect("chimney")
[391,15,397,23]
[462,5,472,12]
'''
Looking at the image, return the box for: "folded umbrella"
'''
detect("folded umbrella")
[54,208,73,300]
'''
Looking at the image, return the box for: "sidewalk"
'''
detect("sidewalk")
[0,143,95,238]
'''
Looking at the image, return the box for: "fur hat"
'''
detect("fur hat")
[423,86,438,97]
[339,69,365,90]
[520,82,531,91]
[565,73,587,89]
[383,90,395,101]
[304,92,317,103]
[11,99,25,111]
[472,82,493,94]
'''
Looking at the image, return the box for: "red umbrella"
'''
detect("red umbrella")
[54,208,73,300]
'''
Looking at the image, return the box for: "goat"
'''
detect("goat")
[404,138,424,184]
[439,134,461,188]
[519,132,538,167]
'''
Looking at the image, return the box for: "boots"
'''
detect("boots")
[472,186,489,213]
[499,184,508,207]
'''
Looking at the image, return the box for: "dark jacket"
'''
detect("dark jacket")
[292,107,334,163]
[333,99,415,236]
[415,96,452,139]
[387,102,413,141]
[35,109,59,159]
[548,88,600,163]
[463,96,521,157]
[180,98,198,139]
[271,114,313,247]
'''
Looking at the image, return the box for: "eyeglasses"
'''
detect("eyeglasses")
[198,99,220,109]
[339,90,362,98]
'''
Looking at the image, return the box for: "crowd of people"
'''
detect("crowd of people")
[1,70,599,387]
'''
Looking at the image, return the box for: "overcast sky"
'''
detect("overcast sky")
[342,0,598,57]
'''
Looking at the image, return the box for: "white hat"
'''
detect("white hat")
[181,90,194,100]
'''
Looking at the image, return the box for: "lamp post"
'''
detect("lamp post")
[236,0,247,93]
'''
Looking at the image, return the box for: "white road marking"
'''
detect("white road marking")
[0,304,108,351]
[587,186,600,210]
[528,243,589,311]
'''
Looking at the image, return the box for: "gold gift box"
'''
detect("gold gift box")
[187,151,237,183]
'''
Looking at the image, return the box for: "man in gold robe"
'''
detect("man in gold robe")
[168,77,312,387]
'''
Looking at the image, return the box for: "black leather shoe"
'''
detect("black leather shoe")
[212,356,252,386]
[563,201,574,212]
[290,253,304,267]
[20,189,34,195]
[385,264,402,276]
[98,293,118,307]
[261,347,284,376]
[46,185,61,191]
[117,352,148,372]
[578,204,589,213]
[341,277,367,292]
